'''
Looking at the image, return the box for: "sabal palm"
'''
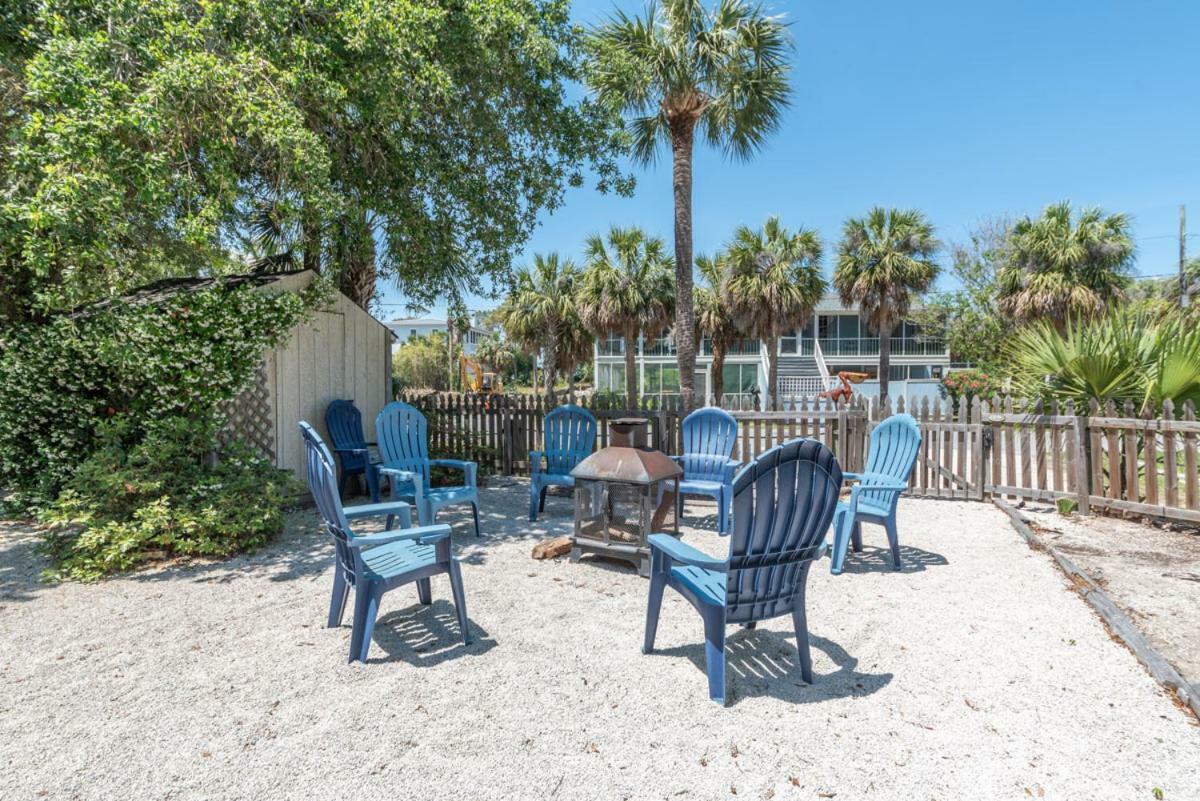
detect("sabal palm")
[475,334,518,379]
[834,208,940,401]
[726,217,825,410]
[694,252,740,404]
[1006,308,1200,411]
[585,0,791,411]
[577,226,675,407]
[498,253,582,400]
[997,202,1134,324]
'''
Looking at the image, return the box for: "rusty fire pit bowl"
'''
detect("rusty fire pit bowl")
[569,420,682,576]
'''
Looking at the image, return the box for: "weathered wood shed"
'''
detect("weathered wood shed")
[211,270,394,479]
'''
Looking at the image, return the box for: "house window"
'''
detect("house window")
[779,330,798,354]
[721,363,760,407]
[597,333,625,356]
[410,329,417,337]
[596,363,626,396]
[643,363,680,396]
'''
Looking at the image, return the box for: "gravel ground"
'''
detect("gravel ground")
[1019,504,1200,697]
[1,481,1197,801]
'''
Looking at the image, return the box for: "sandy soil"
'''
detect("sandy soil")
[1020,504,1200,698]
[1,483,1197,801]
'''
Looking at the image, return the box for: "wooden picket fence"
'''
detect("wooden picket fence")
[395,391,1200,526]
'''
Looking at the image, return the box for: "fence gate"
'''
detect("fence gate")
[902,397,987,500]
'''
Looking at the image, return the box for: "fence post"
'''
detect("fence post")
[501,396,513,476]
[1071,400,1091,514]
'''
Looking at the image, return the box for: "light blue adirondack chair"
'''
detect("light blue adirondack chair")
[829,413,921,574]
[324,399,382,502]
[375,401,482,536]
[529,404,597,521]
[299,422,471,662]
[672,408,740,535]
[644,438,843,705]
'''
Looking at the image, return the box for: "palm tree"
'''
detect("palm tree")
[497,253,582,401]
[834,208,940,402]
[475,333,518,381]
[584,0,792,412]
[725,217,825,410]
[997,201,1134,325]
[577,226,675,407]
[694,252,740,405]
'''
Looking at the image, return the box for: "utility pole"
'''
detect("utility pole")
[1181,204,1190,309]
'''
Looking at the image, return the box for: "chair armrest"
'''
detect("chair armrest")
[378,467,418,482]
[344,500,413,526]
[648,533,728,571]
[722,459,742,483]
[349,524,451,548]
[332,446,370,456]
[529,451,544,475]
[842,471,861,482]
[430,459,477,487]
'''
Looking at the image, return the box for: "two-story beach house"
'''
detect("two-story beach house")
[592,294,952,406]
[384,317,488,356]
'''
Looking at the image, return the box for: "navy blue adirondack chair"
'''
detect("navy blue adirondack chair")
[829,413,921,574]
[672,408,740,535]
[299,422,471,662]
[644,438,843,705]
[375,401,482,536]
[324,399,382,503]
[529,404,597,521]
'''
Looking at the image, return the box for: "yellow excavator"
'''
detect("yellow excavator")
[459,353,502,395]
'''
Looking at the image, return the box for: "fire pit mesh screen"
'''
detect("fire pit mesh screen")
[571,475,678,575]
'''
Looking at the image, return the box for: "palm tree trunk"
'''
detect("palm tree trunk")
[624,327,638,409]
[670,123,697,414]
[302,211,321,274]
[767,335,779,411]
[878,327,892,402]
[711,343,726,408]
[337,213,376,310]
[544,337,558,403]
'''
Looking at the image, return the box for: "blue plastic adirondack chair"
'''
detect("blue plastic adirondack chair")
[644,438,843,705]
[829,413,921,574]
[672,408,740,535]
[324,399,382,503]
[375,401,482,536]
[299,422,471,662]
[529,404,597,521]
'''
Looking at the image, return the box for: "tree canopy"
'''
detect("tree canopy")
[0,0,628,322]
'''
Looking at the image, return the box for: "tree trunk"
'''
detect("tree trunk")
[711,342,726,408]
[624,327,638,409]
[567,368,576,401]
[544,337,558,403]
[670,123,697,414]
[878,325,892,402]
[337,213,376,310]
[302,212,321,274]
[767,334,779,411]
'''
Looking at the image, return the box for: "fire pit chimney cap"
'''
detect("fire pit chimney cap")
[570,445,682,485]
[611,416,649,427]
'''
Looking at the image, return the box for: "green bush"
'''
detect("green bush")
[941,368,1002,408]
[38,417,297,581]
[0,281,316,507]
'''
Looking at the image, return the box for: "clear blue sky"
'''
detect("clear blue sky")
[378,0,1200,319]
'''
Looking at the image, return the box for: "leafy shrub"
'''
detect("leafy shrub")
[0,280,316,507]
[38,417,297,581]
[941,368,1002,407]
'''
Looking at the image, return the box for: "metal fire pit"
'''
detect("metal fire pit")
[569,418,682,576]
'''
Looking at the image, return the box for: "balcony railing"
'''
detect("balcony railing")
[817,337,946,357]
[643,338,677,357]
[596,339,625,356]
[700,338,760,356]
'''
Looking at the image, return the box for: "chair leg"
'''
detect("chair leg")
[349,582,382,663]
[538,486,548,513]
[851,521,863,553]
[448,559,472,645]
[366,466,381,504]
[529,480,539,522]
[702,609,727,705]
[792,566,814,683]
[830,510,851,575]
[643,568,666,654]
[327,569,350,628]
[416,577,432,605]
[717,487,729,536]
[885,515,901,570]
[471,501,481,537]
[338,469,349,500]
[742,621,756,630]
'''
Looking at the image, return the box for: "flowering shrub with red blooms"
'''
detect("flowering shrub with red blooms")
[941,368,1002,407]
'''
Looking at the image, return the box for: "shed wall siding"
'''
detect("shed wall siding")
[267,292,391,479]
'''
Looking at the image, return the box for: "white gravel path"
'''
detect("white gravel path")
[1,481,1197,801]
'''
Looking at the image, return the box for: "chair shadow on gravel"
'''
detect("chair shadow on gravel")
[652,629,892,707]
[367,598,496,666]
[838,544,948,574]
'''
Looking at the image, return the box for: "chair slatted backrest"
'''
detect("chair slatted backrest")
[861,413,921,510]
[299,422,357,576]
[543,404,597,475]
[376,401,432,489]
[724,439,842,623]
[679,408,738,482]
[325,399,368,471]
